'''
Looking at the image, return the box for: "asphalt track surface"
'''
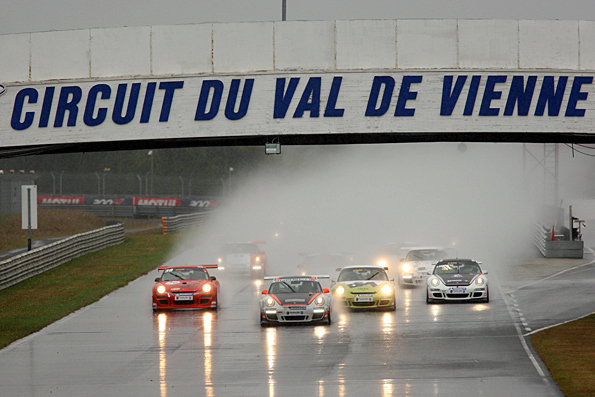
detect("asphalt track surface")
[7,240,595,397]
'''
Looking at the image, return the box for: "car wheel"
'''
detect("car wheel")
[326,311,332,325]
[484,288,490,303]
[426,291,433,304]
[211,294,219,310]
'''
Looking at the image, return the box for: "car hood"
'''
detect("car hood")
[157,280,208,293]
[437,274,477,286]
[339,280,386,292]
[269,292,321,305]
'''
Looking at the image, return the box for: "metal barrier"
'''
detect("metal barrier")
[162,212,214,234]
[0,223,125,291]
[532,221,584,258]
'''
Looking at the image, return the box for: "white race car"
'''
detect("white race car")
[260,276,332,326]
[426,259,489,303]
[398,247,449,286]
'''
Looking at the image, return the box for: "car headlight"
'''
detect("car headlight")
[381,284,392,295]
[218,257,222,263]
[315,296,325,306]
[430,277,440,287]
[255,256,261,262]
[475,276,485,286]
[335,286,345,295]
[378,259,387,267]
[156,285,166,294]
[203,284,212,293]
[265,297,275,307]
[402,263,411,273]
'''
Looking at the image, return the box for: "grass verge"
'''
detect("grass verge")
[532,314,595,397]
[0,228,178,350]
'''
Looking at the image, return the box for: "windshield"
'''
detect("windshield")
[161,268,210,281]
[269,280,322,294]
[405,249,448,262]
[222,243,260,254]
[434,261,481,275]
[337,268,389,281]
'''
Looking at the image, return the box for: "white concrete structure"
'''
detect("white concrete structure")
[1,19,595,154]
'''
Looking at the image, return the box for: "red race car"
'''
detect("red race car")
[152,264,220,310]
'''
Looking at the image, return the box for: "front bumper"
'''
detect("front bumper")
[334,294,395,309]
[261,306,330,324]
[427,285,487,301]
[153,293,217,309]
[400,272,425,285]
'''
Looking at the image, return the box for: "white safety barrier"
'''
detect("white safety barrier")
[0,223,125,291]
[161,212,214,234]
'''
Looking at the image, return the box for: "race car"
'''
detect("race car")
[331,266,396,311]
[260,276,331,326]
[217,241,267,276]
[373,242,417,271]
[152,264,220,310]
[426,259,489,303]
[398,247,449,286]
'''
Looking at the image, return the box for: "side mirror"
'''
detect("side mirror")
[483,271,489,275]
[323,288,330,293]
[154,278,160,282]
[400,258,405,262]
[260,250,265,255]
[261,290,268,295]
[383,266,389,271]
[331,279,336,283]
[389,277,394,282]
[210,276,217,281]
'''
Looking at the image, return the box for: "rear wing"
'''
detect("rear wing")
[158,264,218,271]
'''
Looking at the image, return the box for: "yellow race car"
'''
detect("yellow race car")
[331,266,396,311]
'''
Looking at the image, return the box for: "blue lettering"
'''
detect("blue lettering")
[140,82,157,123]
[479,75,507,116]
[39,87,55,128]
[565,76,592,117]
[11,88,38,131]
[395,76,422,117]
[225,79,254,120]
[294,77,321,118]
[324,76,344,117]
[504,76,537,116]
[84,84,111,126]
[158,81,183,122]
[273,78,299,119]
[195,80,223,121]
[113,83,140,125]
[440,76,467,116]
[535,76,567,116]
[54,86,82,127]
[464,75,481,116]
[365,76,394,116]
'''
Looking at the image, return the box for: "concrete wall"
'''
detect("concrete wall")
[2,19,595,84]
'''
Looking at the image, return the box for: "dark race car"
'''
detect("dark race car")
[260,276,331,326]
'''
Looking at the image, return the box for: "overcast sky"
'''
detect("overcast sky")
[1,0,595,35]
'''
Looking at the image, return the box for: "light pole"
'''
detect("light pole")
[102,168,110,196]
[148,150,154,195]
[228,167,234,196]
[282,0,286,21]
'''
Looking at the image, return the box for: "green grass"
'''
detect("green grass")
[532,315,595,397]
[0,228,178,349]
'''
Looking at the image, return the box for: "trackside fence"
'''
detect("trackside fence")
[162,212,214,234]
[0,223,125,291]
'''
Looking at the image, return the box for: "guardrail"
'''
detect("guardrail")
[161,212,214,234]
[533,222,549,256]
[0,223,125,291]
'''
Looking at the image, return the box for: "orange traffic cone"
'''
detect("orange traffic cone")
[551,225,555,241]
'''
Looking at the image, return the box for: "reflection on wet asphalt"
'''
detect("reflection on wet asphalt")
[0,269,564,396]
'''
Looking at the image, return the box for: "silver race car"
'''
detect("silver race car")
[260,276,331,326]
[426,259,489,303]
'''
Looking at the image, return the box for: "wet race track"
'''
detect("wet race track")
[5,244,595,397]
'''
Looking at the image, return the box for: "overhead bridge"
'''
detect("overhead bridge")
[2,19,595,157]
